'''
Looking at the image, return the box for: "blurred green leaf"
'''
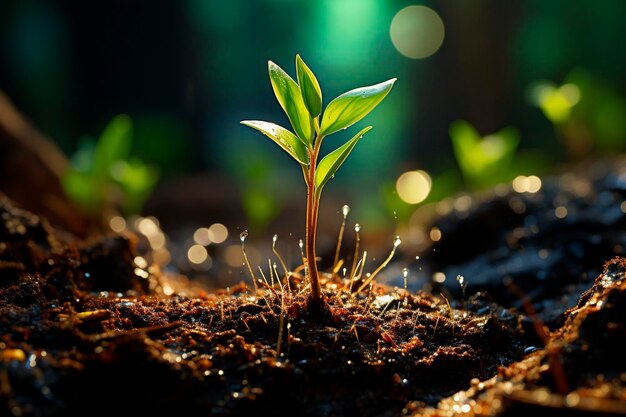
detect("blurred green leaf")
[268,60,314,145]
[115,159,159,215]
[62,114,159,219]
[295,54,322,118]
[241,187,279,232]
[424,169,463,203]
[315,126,372,196]
[320,78,396,136]
[240,120,309,165]
[93,114,132,179]
[61,168,102,215]
[450,120,519,188]
[69,136,96,172]
[528,81,580,124]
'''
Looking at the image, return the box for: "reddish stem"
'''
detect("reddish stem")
[305,140,322,308]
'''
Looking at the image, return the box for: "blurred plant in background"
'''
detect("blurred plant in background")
[239,159,280,233]
[62,115,159,224]
[528,70,626,158]
[449,121,520,189]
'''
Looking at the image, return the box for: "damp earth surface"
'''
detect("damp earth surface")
[1,160,626,416]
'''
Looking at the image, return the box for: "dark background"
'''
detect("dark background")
[2,0,626,232]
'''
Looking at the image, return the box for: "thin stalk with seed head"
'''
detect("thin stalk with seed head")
[356,236,401,294]
[333,205,350,272]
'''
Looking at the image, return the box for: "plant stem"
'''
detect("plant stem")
[305,138,323,307]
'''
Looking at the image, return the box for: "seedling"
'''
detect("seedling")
[241,55,396,308]
[62,115,159,224]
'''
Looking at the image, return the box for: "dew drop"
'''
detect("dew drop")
[342,205,350,217]
[402,268,409,278]
[240,230,248,243]
[456,274,465,286]
[415,255,420,260]
[298,239,304,249]
[355,224,361,233]
[394,236,402,247]
[273,234,278,244]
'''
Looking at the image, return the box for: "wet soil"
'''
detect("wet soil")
[1,159,626,416]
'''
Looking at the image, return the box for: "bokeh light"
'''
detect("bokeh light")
[512,175,542,193]
[390,5,445,59]
[187,244,208,265]
[429,226,442,242]
[396,170,432,204]
[109,216,126,233]
[193,227,212,246]
[137,217,159,236]
[208,223,228,244]
[555,206,568,219]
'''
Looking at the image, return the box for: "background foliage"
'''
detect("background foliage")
[2,0,626,230]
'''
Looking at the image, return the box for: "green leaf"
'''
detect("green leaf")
[61,168,103,215]
[296,54,322,118]
[315,126,373,196]
[241,120,309,165]
[450,120,519,187]
[268,61,314,144]
[69,136,96,173]
[92,114,132,179]
[320,79,396,136]
[114,159,160,215]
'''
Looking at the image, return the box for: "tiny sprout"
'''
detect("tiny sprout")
[241,55,396,308]
[457,274,467,303]
[402,268,409,290]
[334,205,350,271]
[356,236,401,294]
[456,274,465,286]
[239,230,257,292]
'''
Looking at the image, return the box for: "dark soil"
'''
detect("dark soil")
[1,159,626,416]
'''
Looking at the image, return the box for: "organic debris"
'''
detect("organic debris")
[1,181,625,416]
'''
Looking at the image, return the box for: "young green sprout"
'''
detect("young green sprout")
[241,55,396,308]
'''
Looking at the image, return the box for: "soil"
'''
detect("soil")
[1,160,626,416]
